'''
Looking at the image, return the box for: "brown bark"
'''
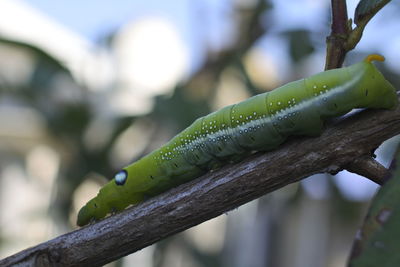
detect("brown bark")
[2,98,400,267]
[325,0,349,70]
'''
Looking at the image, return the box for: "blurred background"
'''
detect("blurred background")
[0,0,399,266]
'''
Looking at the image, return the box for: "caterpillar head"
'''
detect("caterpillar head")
[77,170,129,226]
[77,198,106,226]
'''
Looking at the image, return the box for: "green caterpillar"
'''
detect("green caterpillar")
[77,54,398,226]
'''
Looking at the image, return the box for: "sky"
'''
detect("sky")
[19,0,233,71]
[19,0,400,71]
[21,0,191,41]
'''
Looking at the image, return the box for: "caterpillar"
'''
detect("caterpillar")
[77,54,398,226]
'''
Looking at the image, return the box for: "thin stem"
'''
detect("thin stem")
[325,0,349,70]
[346,156,390,185]
[331,0,349,35]
[2,99,400,267]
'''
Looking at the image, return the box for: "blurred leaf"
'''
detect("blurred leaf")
[348,145,400,266]
[153,85,211,131]
[48,103,92,137]
[0,37,70,73]
[354,0,391,25]
[284,30,315,63]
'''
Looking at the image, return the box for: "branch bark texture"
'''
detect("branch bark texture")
[325,0,392,70]
[2,101,400,266]
[346,156,390,185]
[325,0,349,70]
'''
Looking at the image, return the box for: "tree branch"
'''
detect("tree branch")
[185,0,268,98]
[2,98,400,266]
[347,142,400,266]
[346,156,390,185]
[325,0,349,70]
[325,0,392,70]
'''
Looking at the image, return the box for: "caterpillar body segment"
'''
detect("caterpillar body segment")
[77,55,398,226]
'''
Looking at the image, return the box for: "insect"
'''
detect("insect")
[77,54,398,226]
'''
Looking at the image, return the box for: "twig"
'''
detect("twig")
[2,98,400,267]
[347,143,400,266]
[185,0,268,98]
[346,156,390,185]
[325,0,392,70]
[325,0,349,70]
[347,0,392,52]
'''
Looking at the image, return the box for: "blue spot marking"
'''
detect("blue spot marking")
[115,170,128,186]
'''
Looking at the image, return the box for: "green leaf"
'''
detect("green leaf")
[348,145,400,267]
[284,30,315,63]
[354,0,391,25]
[0,37,70,73]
